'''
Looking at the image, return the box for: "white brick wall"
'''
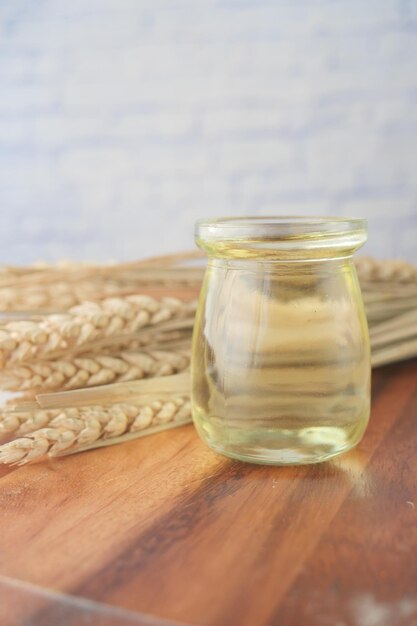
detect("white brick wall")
[0,0,416,264]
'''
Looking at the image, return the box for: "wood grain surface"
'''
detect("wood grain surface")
[0,359,416,626]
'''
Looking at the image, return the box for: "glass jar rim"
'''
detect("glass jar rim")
[196,216,367,240]
[195,216,367,259]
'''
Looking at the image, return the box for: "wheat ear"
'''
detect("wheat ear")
[0,397,192,465]
[0,349,190,392]
[0,295,196,366]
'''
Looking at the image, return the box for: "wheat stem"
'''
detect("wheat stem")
[36,371,191,409]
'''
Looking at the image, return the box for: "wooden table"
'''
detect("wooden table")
[0,359,416,626]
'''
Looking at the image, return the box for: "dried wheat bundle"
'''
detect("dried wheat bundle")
[0,295,196,367]
[0,270,203,313]
[0,396,192,465]
[0,253,204,313]
[0,373,192,464]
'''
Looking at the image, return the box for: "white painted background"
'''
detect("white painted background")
[0,0,416,264]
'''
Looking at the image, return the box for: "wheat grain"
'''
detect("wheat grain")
[0,396,192,464]
[0,295,196,366]
[0,409,60,436]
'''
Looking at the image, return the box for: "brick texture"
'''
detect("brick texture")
[0,0,416,263]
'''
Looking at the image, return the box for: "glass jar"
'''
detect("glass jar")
[191,217,371,465]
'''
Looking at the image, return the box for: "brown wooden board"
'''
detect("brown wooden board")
[0,359,416,626]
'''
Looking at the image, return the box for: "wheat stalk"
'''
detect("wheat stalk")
[31,370,190,408]
[0,348,190,392]
[0,251,203,285]
[0,295,196,367]
[0,396,192,465]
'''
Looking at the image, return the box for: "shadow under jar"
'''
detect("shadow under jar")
[191,217,371,465]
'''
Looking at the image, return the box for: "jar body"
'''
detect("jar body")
[192,250,370,465]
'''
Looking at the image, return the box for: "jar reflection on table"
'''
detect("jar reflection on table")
[191,217,371,465]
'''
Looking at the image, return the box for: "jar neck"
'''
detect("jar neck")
[200,242,361,263]
[207,257,355,273]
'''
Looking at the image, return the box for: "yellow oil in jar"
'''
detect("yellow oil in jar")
[191,226,371,465]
